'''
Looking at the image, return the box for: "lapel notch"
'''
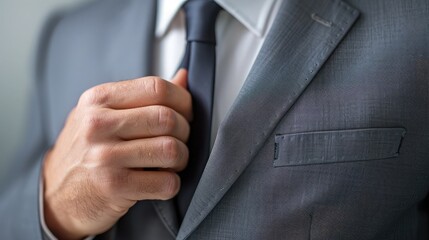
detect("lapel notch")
[178,0,360,239]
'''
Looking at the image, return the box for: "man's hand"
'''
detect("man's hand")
[42,70,191,239]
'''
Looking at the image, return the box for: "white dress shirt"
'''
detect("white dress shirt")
[156,0,281,146]
[41,0,281,238]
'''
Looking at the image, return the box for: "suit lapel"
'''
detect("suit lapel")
[177,0,360,239]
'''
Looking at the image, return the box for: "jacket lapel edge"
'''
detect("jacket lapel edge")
[178,0,360,239]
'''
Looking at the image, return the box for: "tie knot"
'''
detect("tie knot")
[183,0,221,44]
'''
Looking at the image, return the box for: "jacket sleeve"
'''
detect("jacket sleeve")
[0,13,63,240]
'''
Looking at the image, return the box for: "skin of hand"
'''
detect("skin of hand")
[42,70,191,239]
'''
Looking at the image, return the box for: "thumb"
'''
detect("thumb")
[171,69,188,89]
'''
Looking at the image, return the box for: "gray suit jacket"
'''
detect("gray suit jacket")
[1,0,428,239]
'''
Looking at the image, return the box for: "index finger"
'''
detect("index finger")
[79,76,192,121]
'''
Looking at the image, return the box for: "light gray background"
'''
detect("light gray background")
[0,0,89,176]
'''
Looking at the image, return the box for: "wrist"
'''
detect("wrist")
[43,197,86,240]
[42,152,87,240]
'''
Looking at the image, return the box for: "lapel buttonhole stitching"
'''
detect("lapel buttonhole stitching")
[311,13,333,27]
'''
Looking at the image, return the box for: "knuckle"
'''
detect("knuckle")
[100,171,126,196]
[88,145,113,163]
[79,85,110,106]
[157,107,176,134]
[83,110,103,128]
[145,77,168,101]
[81,109,111,140]
[82,111,103,139]
[159,173,180,199]
[161,137,180,163]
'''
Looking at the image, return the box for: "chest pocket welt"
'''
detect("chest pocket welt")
[273,128,406,167]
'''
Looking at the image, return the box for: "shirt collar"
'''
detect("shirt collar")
[156,0,279,38]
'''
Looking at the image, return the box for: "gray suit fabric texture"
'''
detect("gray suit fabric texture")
[0,0,428,239]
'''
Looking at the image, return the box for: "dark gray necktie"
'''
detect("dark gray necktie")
[177,0,221,220]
